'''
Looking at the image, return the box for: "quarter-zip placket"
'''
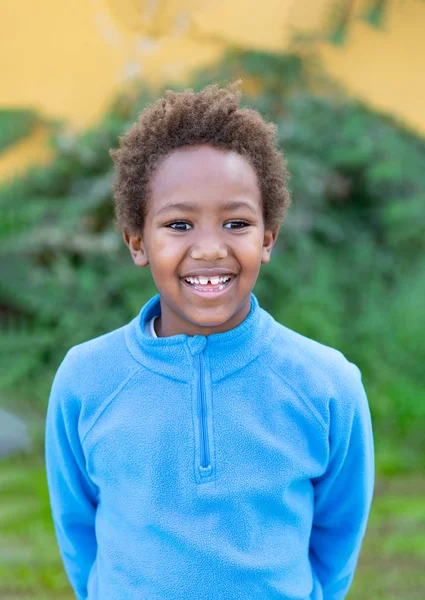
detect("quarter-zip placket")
[197,351,211,472]
[185,335,214,482]
[190,341,213,482]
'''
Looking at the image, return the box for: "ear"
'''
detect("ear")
[261,229,279,265]
[123,230,149,267]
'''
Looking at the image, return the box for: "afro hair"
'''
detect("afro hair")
[109,82,291,236]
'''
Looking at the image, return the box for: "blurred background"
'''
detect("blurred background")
[0,0,424,598]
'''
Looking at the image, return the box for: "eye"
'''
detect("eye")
[167,221,192,231]
[224,220,250,229]
[166,220,250,231]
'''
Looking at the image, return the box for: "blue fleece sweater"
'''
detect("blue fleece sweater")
[45,293,374,600]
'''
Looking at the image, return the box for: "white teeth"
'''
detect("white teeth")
[183,275,233,286]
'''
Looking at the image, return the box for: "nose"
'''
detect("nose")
[190,227,228,261]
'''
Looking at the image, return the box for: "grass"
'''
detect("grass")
[0,454,424,599]
[350,475,425,599]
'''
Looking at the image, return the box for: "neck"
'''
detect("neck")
[156,296,252,338]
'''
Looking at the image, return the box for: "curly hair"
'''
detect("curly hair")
[109,82,291,236]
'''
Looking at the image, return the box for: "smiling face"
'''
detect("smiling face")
[123,144,279,337]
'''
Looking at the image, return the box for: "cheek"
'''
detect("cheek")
[149,235,184,272]
[236,234,264,265]
[149,230,264,275]
[156,244,177,262]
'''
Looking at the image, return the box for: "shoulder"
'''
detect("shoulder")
[59,322,139,381]
[49,322,143,435]
[267,319,360,382]
[264,319,365,429]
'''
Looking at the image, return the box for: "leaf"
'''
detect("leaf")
[361,0,387,28]
[0,109,38,153]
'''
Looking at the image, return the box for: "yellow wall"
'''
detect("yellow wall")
[1,0,424,179]
[317,0,425,135]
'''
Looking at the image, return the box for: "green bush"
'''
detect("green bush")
[0,49,424,472]
[0,109,39,153]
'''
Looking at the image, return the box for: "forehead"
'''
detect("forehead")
[148,145,261,210]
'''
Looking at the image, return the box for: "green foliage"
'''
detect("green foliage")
[0,49,424,473]
[326,0,425,45]
[362,0,387,28]
[0,109,39,153]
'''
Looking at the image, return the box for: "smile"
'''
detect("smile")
[180,274,236,297]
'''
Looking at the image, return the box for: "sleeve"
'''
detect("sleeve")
[308,361,375,600]
[45,349,99,600]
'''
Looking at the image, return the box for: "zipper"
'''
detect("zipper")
[197,351,211,472]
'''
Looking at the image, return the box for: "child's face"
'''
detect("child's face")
[124,144,278,337]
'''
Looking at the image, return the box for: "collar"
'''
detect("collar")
[124,292,277,382]
[149,315,158,338]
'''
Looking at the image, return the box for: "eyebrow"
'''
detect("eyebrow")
[156,200,257,217]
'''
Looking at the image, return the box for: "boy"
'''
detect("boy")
[45,83,374,600]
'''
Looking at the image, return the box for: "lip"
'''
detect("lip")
[181,274,236,299]
[180,268,236,278]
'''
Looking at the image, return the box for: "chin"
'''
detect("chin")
[185,308,233,328]
[188,314,230,328]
